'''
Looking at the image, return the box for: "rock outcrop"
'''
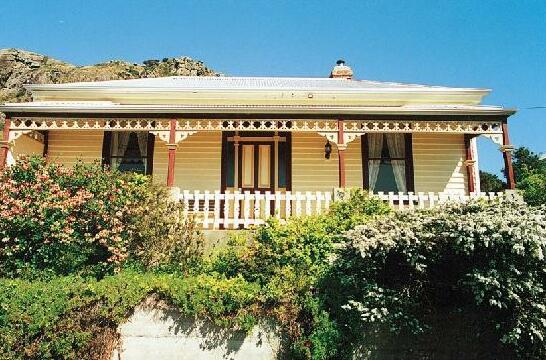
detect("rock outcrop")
[0,48,219,103]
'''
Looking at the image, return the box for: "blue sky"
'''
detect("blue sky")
[1,0,545,174]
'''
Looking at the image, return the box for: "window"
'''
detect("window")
[102,132,154,175]
[362,133,414,193]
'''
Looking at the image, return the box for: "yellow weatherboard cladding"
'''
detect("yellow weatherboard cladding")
[10,131,467,195]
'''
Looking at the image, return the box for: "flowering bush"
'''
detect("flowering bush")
[0,156,201,277]
[325,199,546,358]
[207,189,390,359]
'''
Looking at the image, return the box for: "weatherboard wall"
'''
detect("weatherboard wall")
[152,131,222,190]
[412,133,468,194]
[47,130,104,167]
[11,134,44,160]
[11,130,468,195]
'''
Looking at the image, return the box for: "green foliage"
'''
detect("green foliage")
[326,200,546,358]
[0,156,202,278]
[207,189,390,358]
[0,270,260,360]
[519,173,546,206]
[479,170,505,193]
[324,188,392,233]
[512,147,546,183]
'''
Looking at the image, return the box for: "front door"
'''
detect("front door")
[238,142,275,193]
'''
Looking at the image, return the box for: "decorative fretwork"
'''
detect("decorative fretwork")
[149,131,170,144]
[343,120,503,135]
[9,118,171,132]
[317,132,338,144]
[9,117,504,147]
[175,119,339,133]
[149,130,198,144]
[481,133,504,147]
[9,130,33,142]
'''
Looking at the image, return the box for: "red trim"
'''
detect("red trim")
[502,121,516,190]
[464,134,476,193]
[166,119,177,187]
[0,117,11,170]
[337,119,346,188]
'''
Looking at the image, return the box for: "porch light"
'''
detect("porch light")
[324,140,332,159]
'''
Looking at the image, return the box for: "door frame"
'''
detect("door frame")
[221,131,292,193]
[238,141,275,193]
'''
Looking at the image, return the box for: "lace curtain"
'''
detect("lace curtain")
[385,134,407,193]
[367,134,384,191]
[136,132,148,158]
[112,132,131,158]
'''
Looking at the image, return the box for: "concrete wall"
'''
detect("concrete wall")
[112,299,286,360]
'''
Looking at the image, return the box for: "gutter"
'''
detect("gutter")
[0,104,517,116]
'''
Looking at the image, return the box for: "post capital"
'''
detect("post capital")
[500,144,515,153]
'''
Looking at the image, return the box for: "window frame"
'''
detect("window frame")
[361,133,414,192]
[101,131,155,175]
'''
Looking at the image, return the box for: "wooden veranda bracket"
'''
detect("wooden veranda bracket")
[150,130,197,144]
[481,133,504,147]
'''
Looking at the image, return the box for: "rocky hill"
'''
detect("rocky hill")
[0,48,219,104]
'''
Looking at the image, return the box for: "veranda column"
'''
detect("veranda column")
[0,115,11,170]
[501,121,516,190]
[337,119,346,188]
[464,134,476,193]
[166,119,177,187]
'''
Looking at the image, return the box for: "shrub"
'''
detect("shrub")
[325,199,546,358]
[0,270,260,360]
[124,182,204,272]
[0,156,202,277]
[207,189,390,358]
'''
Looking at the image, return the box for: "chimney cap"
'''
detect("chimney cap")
[330,59,353,79]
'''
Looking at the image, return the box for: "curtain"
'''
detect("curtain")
[136,132,148,157]
[368,134,384,191]
[385,134,407,192]
[117,132,131,157]
[111,132,131,170]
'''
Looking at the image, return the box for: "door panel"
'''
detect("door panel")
[241,144,255,188]
[239,142,274,192]
[258,145,271,188]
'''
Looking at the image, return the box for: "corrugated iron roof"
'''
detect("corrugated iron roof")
[26,76,488,92]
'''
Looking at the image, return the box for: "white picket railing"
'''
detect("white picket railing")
[372,191,511,210]
[172,189,511,229]
[175,190,332,229]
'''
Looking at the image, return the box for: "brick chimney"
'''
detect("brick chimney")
[329,59,353,79]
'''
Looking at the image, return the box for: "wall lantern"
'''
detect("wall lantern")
[324,140,332,159]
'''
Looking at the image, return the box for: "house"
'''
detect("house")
[0,61,517,228]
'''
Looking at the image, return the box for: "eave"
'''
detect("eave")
[0,103,516,119]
